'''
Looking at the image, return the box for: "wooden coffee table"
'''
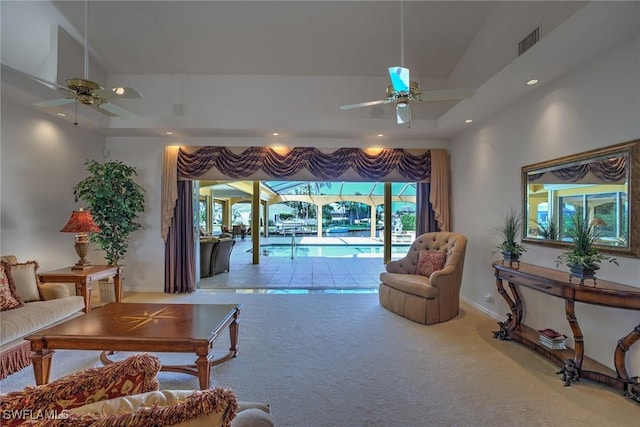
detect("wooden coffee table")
[25,302,241,390]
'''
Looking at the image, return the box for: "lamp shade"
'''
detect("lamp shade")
[60,209,101,233]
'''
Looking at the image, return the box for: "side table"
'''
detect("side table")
[37,265,123,312]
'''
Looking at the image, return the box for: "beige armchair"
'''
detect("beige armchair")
[379,232,467,324]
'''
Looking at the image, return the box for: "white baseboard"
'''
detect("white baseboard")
[460,296,503,321]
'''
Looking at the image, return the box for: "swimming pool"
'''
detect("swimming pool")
[255,244,411,258]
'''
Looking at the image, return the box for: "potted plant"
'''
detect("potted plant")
[73,160,145,266]
[536,218,559,240]
[494,209,527,266]
[555,213,618,284]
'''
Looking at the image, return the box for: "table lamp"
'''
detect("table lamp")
[60,208,101,270]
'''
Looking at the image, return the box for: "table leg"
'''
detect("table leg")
[229,312,240,357]
[195,352,211,390]
[31,349,55,385]
[113,270,123,302]
[76,279,92,313]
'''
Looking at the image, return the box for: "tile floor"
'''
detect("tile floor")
[199,236,394,293]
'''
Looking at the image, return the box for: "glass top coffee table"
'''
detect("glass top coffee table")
[25,302,241,390]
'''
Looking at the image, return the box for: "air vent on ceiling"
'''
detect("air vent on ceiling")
[518,27,540,56]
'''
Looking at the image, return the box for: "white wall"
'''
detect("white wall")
[450,35,640,373]
[0,91,106,269]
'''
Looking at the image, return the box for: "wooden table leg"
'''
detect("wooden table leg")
[31,349,55,385]
[195,351,211,390]
[113,268,123,302]
[229,314,240,357]
[76,279,92,312]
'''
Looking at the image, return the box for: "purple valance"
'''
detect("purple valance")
[529,155,627,184]
[177,147,431,182]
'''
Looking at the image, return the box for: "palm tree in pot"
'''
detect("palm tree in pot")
[73,160,145,266]
[555,213,618,284]
[495,209,527,266]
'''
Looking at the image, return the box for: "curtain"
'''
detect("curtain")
[162,146,180,242]
[416,183,439,235]
[164,181,196,293]
[528,155,627,184]
[429,149,451,231]
[176,146,432,182]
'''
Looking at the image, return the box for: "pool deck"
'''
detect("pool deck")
[200,236,402,292]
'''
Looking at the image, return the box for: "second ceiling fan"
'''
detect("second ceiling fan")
[340,2,474,124]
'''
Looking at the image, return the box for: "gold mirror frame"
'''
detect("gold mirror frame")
[522,139,639,258]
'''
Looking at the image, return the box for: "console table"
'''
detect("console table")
[38,265,123,312]
[492,261,640,403]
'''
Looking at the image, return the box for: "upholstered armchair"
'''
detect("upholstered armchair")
[0,354,275,426]
[379,232,467,324]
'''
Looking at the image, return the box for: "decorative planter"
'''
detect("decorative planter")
[568,264,599,285]
[502,251,520,267]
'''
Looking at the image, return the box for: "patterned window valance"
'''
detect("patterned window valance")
[177,146,432,182]
[528,155,627,184]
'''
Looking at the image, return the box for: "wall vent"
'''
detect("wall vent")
[518,28,539,56]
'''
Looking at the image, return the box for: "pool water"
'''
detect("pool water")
[256,244,410,258]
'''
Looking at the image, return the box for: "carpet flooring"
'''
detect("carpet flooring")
[1,291,638,426]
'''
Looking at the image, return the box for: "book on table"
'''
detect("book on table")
[538,328,567,349]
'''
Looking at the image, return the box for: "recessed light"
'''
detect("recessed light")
[56,112,66,117]
[526,79,539,86]
[464,119,473,124]
[377,134,384,137]
[166,131,173,135]
[272,132,279,136]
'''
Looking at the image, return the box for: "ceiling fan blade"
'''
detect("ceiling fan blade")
[96,102,136,118]
[339,99,393,110]
[94,86,143,100]
[421,88,475,102]
[388,66,410,94]
[35,98,76,108]
[396,103,411,124]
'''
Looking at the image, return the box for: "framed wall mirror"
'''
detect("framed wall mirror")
[522,139,639,258]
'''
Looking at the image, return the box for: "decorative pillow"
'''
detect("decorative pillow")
[38,283,71,300]
[0,354,161,427]
[416,250,446,277]
[0,260,23,311]
[61,389,238,427]
[10,260,41,302]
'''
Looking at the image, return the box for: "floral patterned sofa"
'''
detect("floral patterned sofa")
[0,353,275,426]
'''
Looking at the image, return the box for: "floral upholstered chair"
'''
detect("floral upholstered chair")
[0,353,275,426]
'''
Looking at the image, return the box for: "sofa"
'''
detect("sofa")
[0,256,85,379]
[0,353,276,426]
[200,237,236,277]
[379,232,467,324]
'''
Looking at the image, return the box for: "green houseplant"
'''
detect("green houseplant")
[73,160,145,266]
[494,209,527,266]
[536,218,559,240]
[555,214,618,283]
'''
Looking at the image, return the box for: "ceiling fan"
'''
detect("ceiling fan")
[33,1,141,118]
[339,2,474,124]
